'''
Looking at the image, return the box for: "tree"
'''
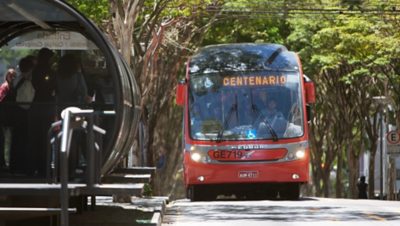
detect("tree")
[288,3,398,197]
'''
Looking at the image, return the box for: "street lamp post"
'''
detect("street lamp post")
[373,96,387,200]
[379,106,384,200]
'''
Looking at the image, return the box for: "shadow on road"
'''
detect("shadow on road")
[164,199,400,223]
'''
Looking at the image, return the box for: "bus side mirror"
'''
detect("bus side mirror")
[176,81,186,106]
[305,81,315,104]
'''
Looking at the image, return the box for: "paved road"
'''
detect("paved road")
[162,197,400,226]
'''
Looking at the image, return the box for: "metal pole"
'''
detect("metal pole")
[395,161,398,200]
[60,110,71,226]
[86,114,95,188]
[380,105,384,200]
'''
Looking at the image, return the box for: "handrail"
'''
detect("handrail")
[54,107,109,226]
[60,109,72,226]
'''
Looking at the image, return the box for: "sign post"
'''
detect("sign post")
[387,130,400,155]
[387,130,399,200]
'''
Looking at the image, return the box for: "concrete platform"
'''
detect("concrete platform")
[69,196,169,226]
[0,183,144,196]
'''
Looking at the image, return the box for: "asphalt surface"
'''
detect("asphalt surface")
[162,197,400,226]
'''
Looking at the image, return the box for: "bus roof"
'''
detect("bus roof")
[189,43,300,75]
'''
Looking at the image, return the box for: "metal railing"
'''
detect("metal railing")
[47,107,109,226]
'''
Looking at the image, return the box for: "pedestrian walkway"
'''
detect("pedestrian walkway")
[70,196,169,226]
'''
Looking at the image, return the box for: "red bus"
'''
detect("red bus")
[176,43,315,201]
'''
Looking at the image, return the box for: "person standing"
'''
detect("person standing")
[0,68,17,170]
[9,56,36,174]
[0,68,17,101]
[30,48,56,176]
[56,54,90,106]
[56,53,91,177]
[32,47,55,103]
[357,176,368,199]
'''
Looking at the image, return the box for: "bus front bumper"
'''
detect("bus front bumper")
[183,153,309,186]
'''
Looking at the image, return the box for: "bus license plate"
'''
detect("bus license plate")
[238,171,259,178]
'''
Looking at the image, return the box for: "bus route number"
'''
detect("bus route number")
[209,150,244,160]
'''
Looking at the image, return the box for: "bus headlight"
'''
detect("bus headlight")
[295,150,306,159]
[191,152,202,162]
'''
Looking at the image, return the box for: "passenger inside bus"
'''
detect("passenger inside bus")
[190,104,203,134]
[263,99,284,123]
[255,97,287,138]
[244,95,256,124]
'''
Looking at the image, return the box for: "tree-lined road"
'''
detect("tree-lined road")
[162,197,400,226]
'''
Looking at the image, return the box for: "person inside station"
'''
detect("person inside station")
[0,68,17,101]
[56,53,91,108]
[9,55,36,175]
[26,48,56,176]
[56,53,92,178]
[0,68,17,171]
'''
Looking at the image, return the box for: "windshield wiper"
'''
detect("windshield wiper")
[217,104,237,141]
[261,118,279,142]
[217,95,238,141]
[250,93,278,141]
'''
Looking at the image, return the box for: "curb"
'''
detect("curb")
[80,196,169,226]
[150,212,161,226]
[132,196,169,226]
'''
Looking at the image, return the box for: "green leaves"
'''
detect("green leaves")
[67,0,110,24]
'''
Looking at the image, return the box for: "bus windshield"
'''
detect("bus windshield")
[188,72,304,141]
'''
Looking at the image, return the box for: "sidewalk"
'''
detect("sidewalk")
[70,196,169,226]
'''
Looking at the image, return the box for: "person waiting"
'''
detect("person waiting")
[56,54,91,178]
[56,54,91,107]
[9,56,36,174]
[357,176,368,199]
[0,68,17,101]
[0,68,17,171]
[30,48,56,177]
[32,47,55,103]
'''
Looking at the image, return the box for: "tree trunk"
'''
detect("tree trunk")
[368,141,377,198]
[347,144,360,199]
[336,148,343,198]
[388,157,396,200]
[323,177,330,197]
[322,167,331,197]
[312,166,323,196]
[152,105,183,197]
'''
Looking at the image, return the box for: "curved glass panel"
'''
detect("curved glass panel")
[0,30,116,176]
[0,0,76,22]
